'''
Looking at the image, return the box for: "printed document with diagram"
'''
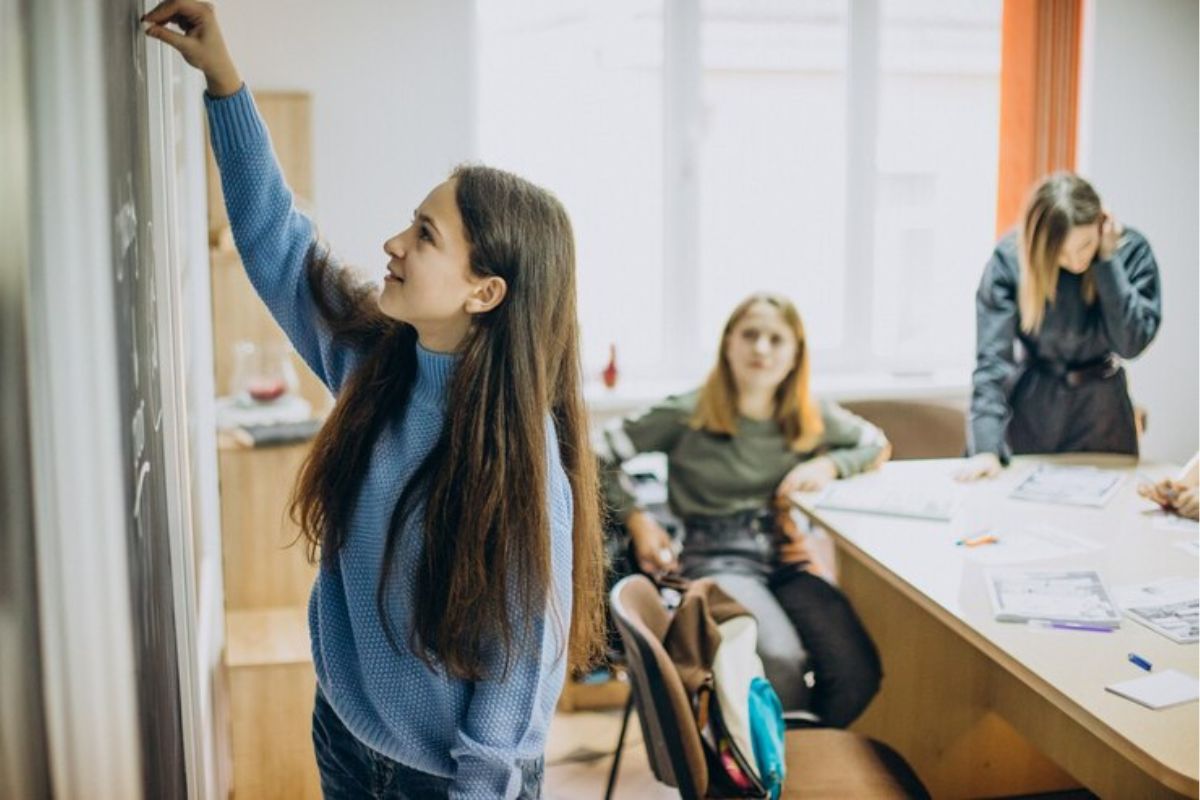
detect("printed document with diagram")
[1009,465,1124,508]
[986,568,1122,628]
[1114,577,1200,644]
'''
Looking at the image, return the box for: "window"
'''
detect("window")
[477,0,1001,384]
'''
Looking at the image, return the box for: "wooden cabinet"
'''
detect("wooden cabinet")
[209,90,324,800]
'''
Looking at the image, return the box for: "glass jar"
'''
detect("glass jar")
[229,340,299,407]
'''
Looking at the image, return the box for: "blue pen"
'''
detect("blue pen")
[1128,652,1152,671]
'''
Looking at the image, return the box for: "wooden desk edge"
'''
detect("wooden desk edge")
[792,498,1200,798]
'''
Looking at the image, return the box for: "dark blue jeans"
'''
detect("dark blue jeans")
[312,687,544,799]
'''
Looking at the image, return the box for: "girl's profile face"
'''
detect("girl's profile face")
[1057,223,1100,274]
[724,301,799,397]
[378,178,480,346]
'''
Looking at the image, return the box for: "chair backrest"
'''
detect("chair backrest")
[840,399,966,460]
[610,575,709,799]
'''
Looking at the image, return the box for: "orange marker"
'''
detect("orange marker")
[956,533,998,547]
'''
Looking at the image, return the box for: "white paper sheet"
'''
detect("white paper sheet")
[815,480,959,521]
[963,524,1102,565]
[1150,512,1200,534]
[1106,669,1200,710]
[1173,540,1200,558]
[986,568,1122,627]
[1114,577,1200,644]
[1009,465,1124,508]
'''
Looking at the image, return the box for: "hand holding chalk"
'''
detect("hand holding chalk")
[143,0,243,97]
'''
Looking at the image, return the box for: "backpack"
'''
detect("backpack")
[663,579,787,798]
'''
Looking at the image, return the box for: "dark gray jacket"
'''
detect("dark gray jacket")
[968,228,1161,462]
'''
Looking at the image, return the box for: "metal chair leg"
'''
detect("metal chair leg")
[603,694,636,800]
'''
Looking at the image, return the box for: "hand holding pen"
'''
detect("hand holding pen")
[1137,477,1200,521]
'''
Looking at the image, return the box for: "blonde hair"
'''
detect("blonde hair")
[691,293,824,452]
[1018,172,1101,333]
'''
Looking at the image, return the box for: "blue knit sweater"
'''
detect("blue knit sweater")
[206,86,574,799]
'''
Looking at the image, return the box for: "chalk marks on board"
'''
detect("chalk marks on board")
[132,399,146,464]
[113,175,136,283]
[132,460,152,543]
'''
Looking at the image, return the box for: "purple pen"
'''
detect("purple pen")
[1028,620,1115,633]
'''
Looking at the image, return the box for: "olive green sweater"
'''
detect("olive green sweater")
[597,390,888,521]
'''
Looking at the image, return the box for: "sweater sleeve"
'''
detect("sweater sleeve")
[205,86,363,394]
[449,422,573,799]
[819,400,889,477]
[968,247,1019,464]
[593,393,694,523]
[1090,230,1162,359]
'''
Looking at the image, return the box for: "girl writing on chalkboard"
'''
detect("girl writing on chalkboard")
[144,2,606,797]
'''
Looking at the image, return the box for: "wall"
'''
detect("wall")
[215,0,1196,463]
[217,0,476,273]
[1078,0,1199,464]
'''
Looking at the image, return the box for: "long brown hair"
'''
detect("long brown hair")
[290,165,606,680]
[691,293,824,452]
[1018,172,1102,333]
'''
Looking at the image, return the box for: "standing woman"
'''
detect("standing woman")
[597,294,889,727]
[144,3,606,798]
[959,172,1162,480]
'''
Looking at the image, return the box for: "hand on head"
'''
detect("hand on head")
[1097,210,1124,262]
[143,0,242,97]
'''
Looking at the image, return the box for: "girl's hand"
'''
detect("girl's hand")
[626,510,678,575]
[1098,211,1124,261]
[1138,479,1199,520]
[954,452,1002,482]
[1137,478,1178,508]
[1174,487,1199,521]
[776,456,838,497]
[143,0,242,97]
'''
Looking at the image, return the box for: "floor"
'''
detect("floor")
[543,707,677,800]
[542,707,1100,800]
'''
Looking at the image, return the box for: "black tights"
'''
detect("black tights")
[768,569,883,728]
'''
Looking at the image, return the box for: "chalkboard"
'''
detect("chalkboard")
[104,2,187,797]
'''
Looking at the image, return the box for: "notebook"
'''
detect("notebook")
[1106,669,1200,710]
[814,481,957,522]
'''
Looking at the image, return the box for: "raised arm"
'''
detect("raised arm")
[145,0,364,393]
[1091,227,1162,359]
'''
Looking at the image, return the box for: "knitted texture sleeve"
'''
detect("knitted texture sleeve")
[205,85,363,394]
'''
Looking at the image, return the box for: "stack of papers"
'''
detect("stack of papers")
[1009,465,1124,508]
[1114,578,1200,644]
[815,481,958,521]
[986,568,1122,628]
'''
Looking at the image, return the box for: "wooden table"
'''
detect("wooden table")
[793,454,1199,799]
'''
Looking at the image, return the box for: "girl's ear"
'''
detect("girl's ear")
[465,275,508,315]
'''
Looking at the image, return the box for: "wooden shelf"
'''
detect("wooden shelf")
[226,607,312,669]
